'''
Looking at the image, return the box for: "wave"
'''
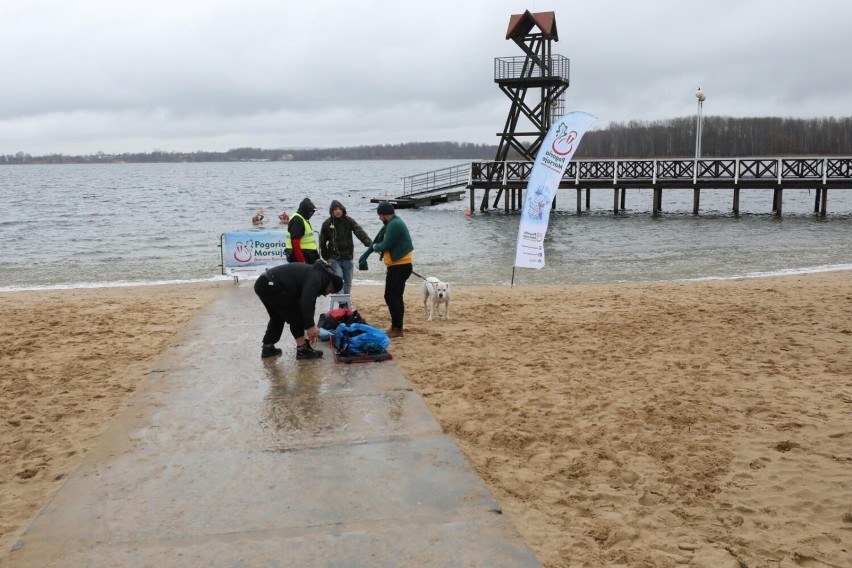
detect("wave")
[685,263,852,282]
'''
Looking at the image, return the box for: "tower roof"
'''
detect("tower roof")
[506,10,558,41]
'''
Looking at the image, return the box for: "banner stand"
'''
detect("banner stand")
[219,231,289,284]
[512,111,597,285]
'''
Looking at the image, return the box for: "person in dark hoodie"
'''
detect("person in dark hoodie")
[319,200,372,298]
[285,197,320,264]
[254,259,343,359]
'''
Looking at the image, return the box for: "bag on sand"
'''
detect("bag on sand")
[333,323,390,355]
[318,312,341,331]
[320,309,367,331]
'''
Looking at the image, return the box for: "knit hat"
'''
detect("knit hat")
[376,201,395,215]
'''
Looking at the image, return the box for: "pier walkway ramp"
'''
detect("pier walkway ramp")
[371,163,469,208]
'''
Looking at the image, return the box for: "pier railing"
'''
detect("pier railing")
[401,163,470,196]
[469,157,852,189]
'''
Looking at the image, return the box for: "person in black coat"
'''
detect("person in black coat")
[319,199,372,298]
[254,260,343,359]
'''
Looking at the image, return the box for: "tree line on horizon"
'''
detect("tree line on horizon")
[575,115,852,159]
[3,116,851,165]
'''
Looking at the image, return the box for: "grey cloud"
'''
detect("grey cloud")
[3,0,852,155]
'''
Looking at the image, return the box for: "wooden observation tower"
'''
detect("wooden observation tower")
[482,10,570,210]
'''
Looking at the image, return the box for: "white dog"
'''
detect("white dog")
[422,276,451,321]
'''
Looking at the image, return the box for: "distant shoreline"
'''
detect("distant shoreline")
[5,115,852,164]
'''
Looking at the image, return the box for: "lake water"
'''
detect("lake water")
[1,160,851,291]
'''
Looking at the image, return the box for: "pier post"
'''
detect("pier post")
[479,188,490,212]
[820,188,828,216]
[585,188,591,210]
[772,187,783,215]
[653,187,662,214]
[620,188,626,210]
[576,188,582,213]
[469,188,476,213]
[613,188,619,212]
[733,187,740,215]
[693,188,700,215]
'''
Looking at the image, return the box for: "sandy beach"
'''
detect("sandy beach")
[2,273,851,567]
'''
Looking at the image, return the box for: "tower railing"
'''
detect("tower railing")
[494,54,570,81]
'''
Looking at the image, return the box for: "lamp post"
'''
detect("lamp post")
[694,87,706,182]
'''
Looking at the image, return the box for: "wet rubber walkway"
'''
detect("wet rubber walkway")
[7,285,540,567]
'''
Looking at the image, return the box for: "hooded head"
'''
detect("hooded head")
[330,273,344,293]
[315,259,344,295]
[297,198,317,219]
[328,199,346,217]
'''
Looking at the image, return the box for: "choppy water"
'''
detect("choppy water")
[1,160,851,291]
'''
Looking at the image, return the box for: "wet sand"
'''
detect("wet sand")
[2,273,851,567]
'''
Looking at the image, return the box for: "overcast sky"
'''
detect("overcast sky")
[4,0,851,155]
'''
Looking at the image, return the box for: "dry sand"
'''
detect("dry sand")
[2,273,851,567]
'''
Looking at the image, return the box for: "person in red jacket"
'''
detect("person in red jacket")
[285,198,320,264]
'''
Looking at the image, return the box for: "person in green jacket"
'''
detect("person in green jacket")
[358,201,413,338]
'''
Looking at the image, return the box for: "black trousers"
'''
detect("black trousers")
[254,274,305,345]
[384,263,413,329]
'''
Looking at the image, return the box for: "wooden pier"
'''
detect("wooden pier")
[467,157,852,215]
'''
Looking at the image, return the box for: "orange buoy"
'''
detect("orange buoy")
[464,207,472,217]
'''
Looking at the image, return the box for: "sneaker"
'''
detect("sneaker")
[296,342,324,360]
[387,328,404,339]
[261,344,283,358]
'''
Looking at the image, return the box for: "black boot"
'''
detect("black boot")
[261,344,283,358]
[296,342,323,360]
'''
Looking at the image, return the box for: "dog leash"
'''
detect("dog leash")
[412,271,439,294]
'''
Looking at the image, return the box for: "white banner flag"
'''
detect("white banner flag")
[514,111,597,269]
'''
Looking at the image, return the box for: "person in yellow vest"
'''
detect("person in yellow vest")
[285,198,320,264]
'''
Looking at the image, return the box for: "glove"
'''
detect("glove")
[358,247,372,266]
